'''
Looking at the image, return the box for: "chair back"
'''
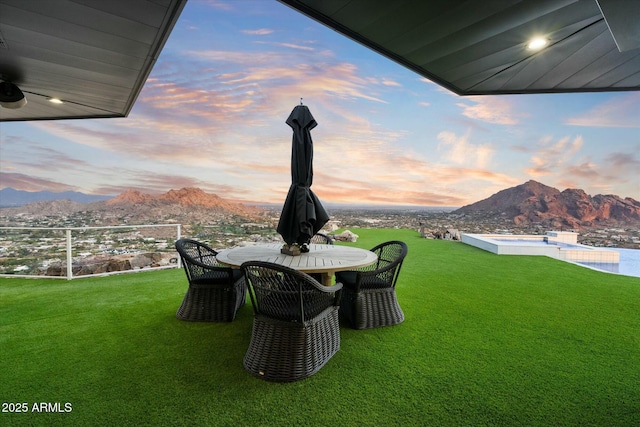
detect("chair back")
[364,241,408,288]
[310,233,333,245]
[242,261,342,323]
[175,238,233,283]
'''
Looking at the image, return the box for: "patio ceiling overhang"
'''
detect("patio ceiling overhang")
[278,0,640,95]
[0,0,186,122]
[2,1,638,124]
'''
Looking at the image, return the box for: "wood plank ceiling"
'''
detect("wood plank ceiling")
[0,0,186,121]
[2,0,638,123]
[279,0,640,95]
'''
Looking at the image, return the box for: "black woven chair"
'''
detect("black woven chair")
[174,238,246,322]
[335,241,408,330]
[310,232,333,245]
[241,261,343,382]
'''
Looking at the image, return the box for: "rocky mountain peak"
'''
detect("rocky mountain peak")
[1,187,265,225]
[455,180,559,217]
[100,187,263,219]
[158,187,223,207]
[455,181,640,228]
[106,189,153,205]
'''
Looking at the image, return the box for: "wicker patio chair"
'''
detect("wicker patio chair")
[174,238,246,322]
[241,261,343,382]
[310,232,333,244]
[335,240,408,329]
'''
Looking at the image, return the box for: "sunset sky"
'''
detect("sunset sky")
[1,0,639,207]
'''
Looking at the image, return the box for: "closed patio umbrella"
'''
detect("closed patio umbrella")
[277,104,329,251]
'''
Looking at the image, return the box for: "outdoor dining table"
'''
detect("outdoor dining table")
[215,243,377,286]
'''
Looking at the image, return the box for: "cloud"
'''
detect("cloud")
[202,0,234,11]
[456,96,526,125]
[91,172,243,197]
[565,93,640,128]
[242,28,274,35]
[0,172,79,192]
[601,151,640,193]
[20,60,520,206]
[309,157,520,206]
[606,151,640,170]
[381,78,402,87]
[315,183,466,206]
[305,130,516,207]
[5,1,637,206]
[565,161,600,179]
[277,43,315,51]
[524,135,584,177]
[0,135,106,191]
[419,77,438,86]
[436,130,494,168]
[30,46,399,174]
[17,145,92,170]
[520,135,640,197]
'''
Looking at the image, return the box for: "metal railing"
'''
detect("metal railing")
[0,224,181,280]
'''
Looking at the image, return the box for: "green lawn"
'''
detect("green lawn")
[1,228,639,427]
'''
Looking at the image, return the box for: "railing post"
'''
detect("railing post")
[0,224,183,279]
[66,229,73,280]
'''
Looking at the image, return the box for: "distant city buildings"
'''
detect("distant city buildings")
[1,206,638,277]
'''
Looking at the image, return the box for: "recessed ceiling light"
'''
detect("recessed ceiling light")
[48,98,64,104]
[527,37,548,51]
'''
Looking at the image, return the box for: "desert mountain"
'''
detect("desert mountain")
[104,187,262,218]
[1,199,87,217]
[455,180,640,228]
[0,187,111,207]
[106,189,154,205]
[0,187,265,225]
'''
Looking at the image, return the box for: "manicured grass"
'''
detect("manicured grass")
[1,228,639,427]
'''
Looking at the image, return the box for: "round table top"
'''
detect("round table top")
[216,243,377,274]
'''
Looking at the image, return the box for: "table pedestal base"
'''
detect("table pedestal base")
[280,245,301,256]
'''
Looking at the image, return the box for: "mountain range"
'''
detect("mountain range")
[0,187,112,207]
[1,182,639,229]
[454,180,640,228]
[0,187,264,224]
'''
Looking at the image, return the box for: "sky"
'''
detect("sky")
[1,0,639,208]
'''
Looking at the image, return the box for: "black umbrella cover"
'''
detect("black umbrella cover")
[277,105,329,246]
